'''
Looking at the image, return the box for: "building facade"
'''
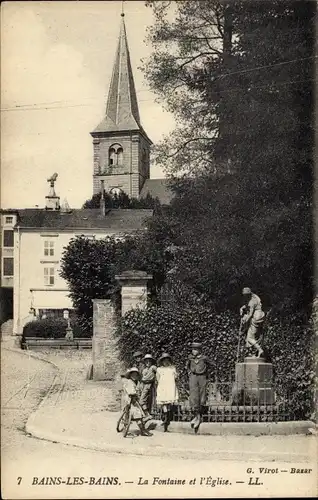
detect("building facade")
[0,200,152,334]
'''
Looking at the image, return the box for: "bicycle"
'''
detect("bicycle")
[116,398,145,438]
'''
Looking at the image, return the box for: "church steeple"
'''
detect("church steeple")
[93,14,141,134]
[91,13,152,199]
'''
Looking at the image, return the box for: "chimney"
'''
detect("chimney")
[45,173,60,210]
[100,180,106,216]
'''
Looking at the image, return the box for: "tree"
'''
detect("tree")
[143,0,229,175]
[142,1,315,313]
[82,190,160,209]
[60,209,174,333]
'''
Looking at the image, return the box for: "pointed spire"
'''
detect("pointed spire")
[61,198,71,214]
[93,14,141,133]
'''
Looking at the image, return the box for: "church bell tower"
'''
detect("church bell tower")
[91,13,152,199]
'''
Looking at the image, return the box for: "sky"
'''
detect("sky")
[1,1,176,209]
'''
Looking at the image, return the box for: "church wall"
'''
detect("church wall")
[93,174,132,196]
[93,131,151,198]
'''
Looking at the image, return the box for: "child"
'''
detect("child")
[186,342,210,432]
[121,367,152,436]
[139,354,157,419]
[156,353,179,432]
[132,351,144,374]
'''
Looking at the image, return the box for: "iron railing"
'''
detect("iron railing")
[151,379,295,422]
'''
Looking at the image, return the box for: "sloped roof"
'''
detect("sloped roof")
[13,208,153,232]
[92,15,151,143]
[140,179,174,205]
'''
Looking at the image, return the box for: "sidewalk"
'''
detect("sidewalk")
[26,378,317,463]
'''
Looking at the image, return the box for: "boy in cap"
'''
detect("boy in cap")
[186,342,210,432]
[121,367,152,436]
[240,287,265,358]
[139,354,157,419]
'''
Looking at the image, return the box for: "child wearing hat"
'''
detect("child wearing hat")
[121,367,152,436]
[139,354,157,419]
[156,353,179,432]
[186,342,211,432]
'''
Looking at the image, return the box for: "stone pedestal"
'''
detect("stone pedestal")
[115,270,152,316]
[233,357,275,405]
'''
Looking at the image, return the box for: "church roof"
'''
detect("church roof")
[11,208,153,233]
[140,179,174,205]
[92,15,151,142]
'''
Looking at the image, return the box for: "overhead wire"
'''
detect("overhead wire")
[1,55,316,112]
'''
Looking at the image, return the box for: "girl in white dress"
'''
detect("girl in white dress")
[156,353,179,432]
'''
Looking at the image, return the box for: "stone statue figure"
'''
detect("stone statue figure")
[240,287,265,358]
[47,172,58,186]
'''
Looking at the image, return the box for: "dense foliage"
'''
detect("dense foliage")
[82,190,160,209]
[141,0,314,314]
[59,213,173,334]
[116,306,315,419]
[21,318,85,341]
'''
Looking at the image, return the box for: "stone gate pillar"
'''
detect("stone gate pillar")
[92,299,121,381]
[115,270,153,316]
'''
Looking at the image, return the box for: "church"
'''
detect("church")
[0,13,172,335]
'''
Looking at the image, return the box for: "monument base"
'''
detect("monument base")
[232,356,275,405]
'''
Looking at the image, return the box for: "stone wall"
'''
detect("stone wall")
[91,271,152,410]
[92,131,151,198]
[116,270,152,316]
[92,299,123,410]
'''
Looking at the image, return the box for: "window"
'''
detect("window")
[3,230,14,247]
[117,147,123,165]
[5,216,13,224]
[109,144,123,166]
[44,267,55,285]
[44,240,54,256]
[3,257,14,276]
[109,148,116,166]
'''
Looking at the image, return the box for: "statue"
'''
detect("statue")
[240,287,265,358]
[47,172,58,186]
[63,309,73,340]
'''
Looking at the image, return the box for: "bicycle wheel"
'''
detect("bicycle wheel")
[123,411,132,438]
[116,410,125,433]
[116,405,130,433]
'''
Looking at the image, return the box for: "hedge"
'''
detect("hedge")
[22,318,86,340]
[115,305,315,420]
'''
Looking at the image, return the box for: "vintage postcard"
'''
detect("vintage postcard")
[1,1,317,499]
